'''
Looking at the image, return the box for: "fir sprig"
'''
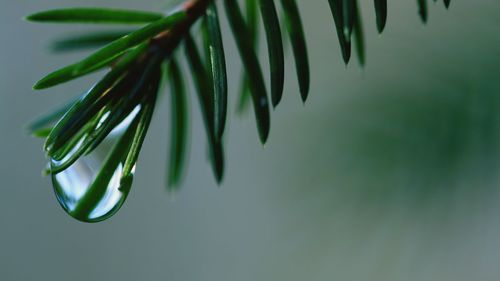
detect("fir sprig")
[26,0,451,222]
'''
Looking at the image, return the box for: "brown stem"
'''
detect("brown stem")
[150,0,212,58]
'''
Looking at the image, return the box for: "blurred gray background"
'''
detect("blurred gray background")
[2,0,500,280]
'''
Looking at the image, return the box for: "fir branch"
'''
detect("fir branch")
[26,0,452,222]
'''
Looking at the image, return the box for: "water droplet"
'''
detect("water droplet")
[51,107,141,223]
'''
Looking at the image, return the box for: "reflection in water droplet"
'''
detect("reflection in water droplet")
[51,107,141,223]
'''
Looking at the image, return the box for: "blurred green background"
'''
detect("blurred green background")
[1,0,500,280]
